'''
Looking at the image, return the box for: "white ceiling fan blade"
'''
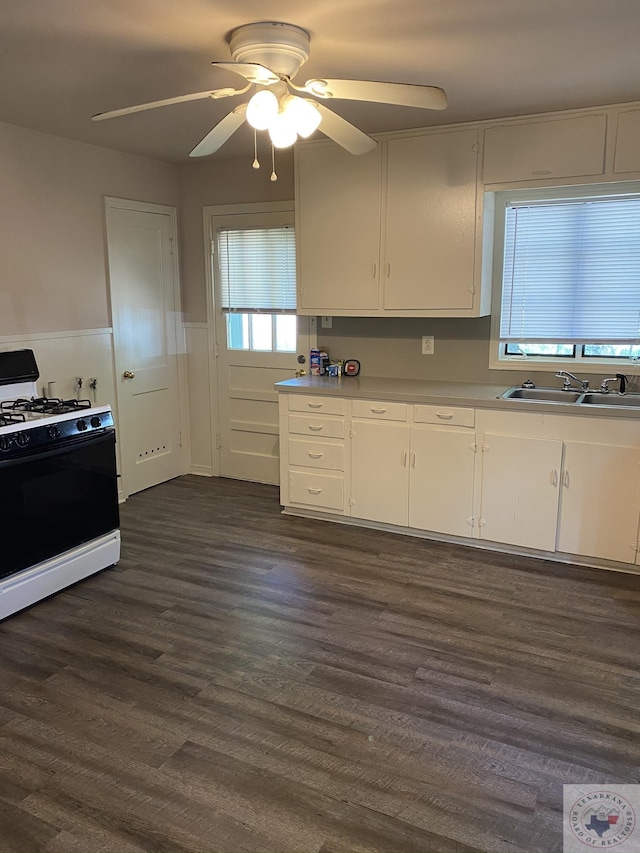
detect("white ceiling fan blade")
[189,104,248,158]
[211,61,280,85]
[298,79,448,111]
[92,85,251,121]
[314,103,377,155]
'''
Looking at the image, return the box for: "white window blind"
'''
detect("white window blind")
[218,225,296,313]
[500,195,640,341]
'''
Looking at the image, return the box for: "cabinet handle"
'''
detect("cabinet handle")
[411,452,416,469]
[531,169,552,175]
[307,402,323,409]
[386,262,391,278]
[563,470,570,488]
[307,487,322,494]
[308,425,323,431]
[308,452,323,458]
[370,407,386,414]
[402,450,408,467]
[372,263,377,278]
[550,468,558,487]
[435,412,454,420]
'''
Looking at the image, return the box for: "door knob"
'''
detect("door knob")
[123,370,135,379]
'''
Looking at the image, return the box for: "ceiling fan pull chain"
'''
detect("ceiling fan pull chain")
[252,127,260,169]
[270,143,278,181]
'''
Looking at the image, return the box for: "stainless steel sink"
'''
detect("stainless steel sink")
[581,392,640,407]
[500,387,583,403]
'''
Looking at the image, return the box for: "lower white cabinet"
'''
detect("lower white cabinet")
[409,428,476,537]
[350,420,409,526]
[558,441,640,564]
[477,433,563,551]
[279,392,640,569]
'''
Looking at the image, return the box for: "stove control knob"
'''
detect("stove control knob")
[47,425,61,439]
[77,419,88,432]
[0,435,12,452]
[15,431,30,447]
[90,416,102,428]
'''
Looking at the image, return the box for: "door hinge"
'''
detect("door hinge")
[349,429,355,439]
[210,238,215,257]
[169,237,175,256]
[178,431,183,447]
[215,433,222,449]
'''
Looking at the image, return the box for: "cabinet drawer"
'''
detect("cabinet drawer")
[414,405,475,427]
[289,439,344,471]
[288,414,345,439]
[352,400,408,421]
[288,471,344,510]
[288,395,345,415]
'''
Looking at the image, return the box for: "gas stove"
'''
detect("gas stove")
[0,372,113,457]
[0,348,120,620]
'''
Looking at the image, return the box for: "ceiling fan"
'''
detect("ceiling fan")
[92,21,448,160]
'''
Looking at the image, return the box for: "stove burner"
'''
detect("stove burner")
[0,412,26,427]
[0,397,93,415]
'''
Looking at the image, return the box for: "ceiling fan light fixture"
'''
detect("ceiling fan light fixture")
[282,95,321,138]
[246,89,279,130]
[268,111,298,148]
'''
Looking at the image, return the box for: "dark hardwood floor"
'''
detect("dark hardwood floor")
[1,475,639,853]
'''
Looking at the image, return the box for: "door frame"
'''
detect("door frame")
[105,196,189,498]
[203,200,316,478]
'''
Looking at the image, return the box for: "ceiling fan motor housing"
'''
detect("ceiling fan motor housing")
[229,22,310,79]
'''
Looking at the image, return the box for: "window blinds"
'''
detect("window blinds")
[218,226,296,313]
[500,196,640,341]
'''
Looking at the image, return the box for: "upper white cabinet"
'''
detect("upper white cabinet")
[296,144,382,313]
[295,129,490,318]
[383,130,479,312]
[482,114,607,184]
[613,108,640,174]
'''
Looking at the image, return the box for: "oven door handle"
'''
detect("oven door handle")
[0,429,115,469]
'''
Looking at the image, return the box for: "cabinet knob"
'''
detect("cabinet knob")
[123,370,135,379]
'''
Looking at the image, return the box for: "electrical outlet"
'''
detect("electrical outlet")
[321,316,333,329]
[421,336,435,355]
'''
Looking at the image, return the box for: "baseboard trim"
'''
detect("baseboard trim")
[280,506,640,576]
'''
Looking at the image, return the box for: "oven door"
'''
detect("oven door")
[1,430,120,580]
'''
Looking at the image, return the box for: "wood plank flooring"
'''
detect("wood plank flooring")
[1,474,639,853]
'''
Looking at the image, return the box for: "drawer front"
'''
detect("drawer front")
[414,405,475,427]
[352,400,408,421]
[288,414,345,439]
[288,395,346,415]
[289,471,344,510]
[289,439,344,471]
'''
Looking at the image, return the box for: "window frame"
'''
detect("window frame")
[489,181,640,374]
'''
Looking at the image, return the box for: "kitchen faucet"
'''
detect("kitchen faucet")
[555,370,590,391]
[600,373,628,394]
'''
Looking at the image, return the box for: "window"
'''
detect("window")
[217,223,297,353]
[493,183,640,368]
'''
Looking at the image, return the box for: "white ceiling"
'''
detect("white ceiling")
[2,0,640,164]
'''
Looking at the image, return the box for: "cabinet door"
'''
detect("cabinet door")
[558,441,640,564]
[483,114,607,184]
[383,129,478,311]
[409,428,475,537]
[295,144,381,313]
[613,109,640,174]
[478,433,563,551]
[350,420,409,525]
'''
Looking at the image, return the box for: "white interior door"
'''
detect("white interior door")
[208,204,312,485]
[106,198,187,497]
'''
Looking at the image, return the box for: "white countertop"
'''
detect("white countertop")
[275,375,640,419]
